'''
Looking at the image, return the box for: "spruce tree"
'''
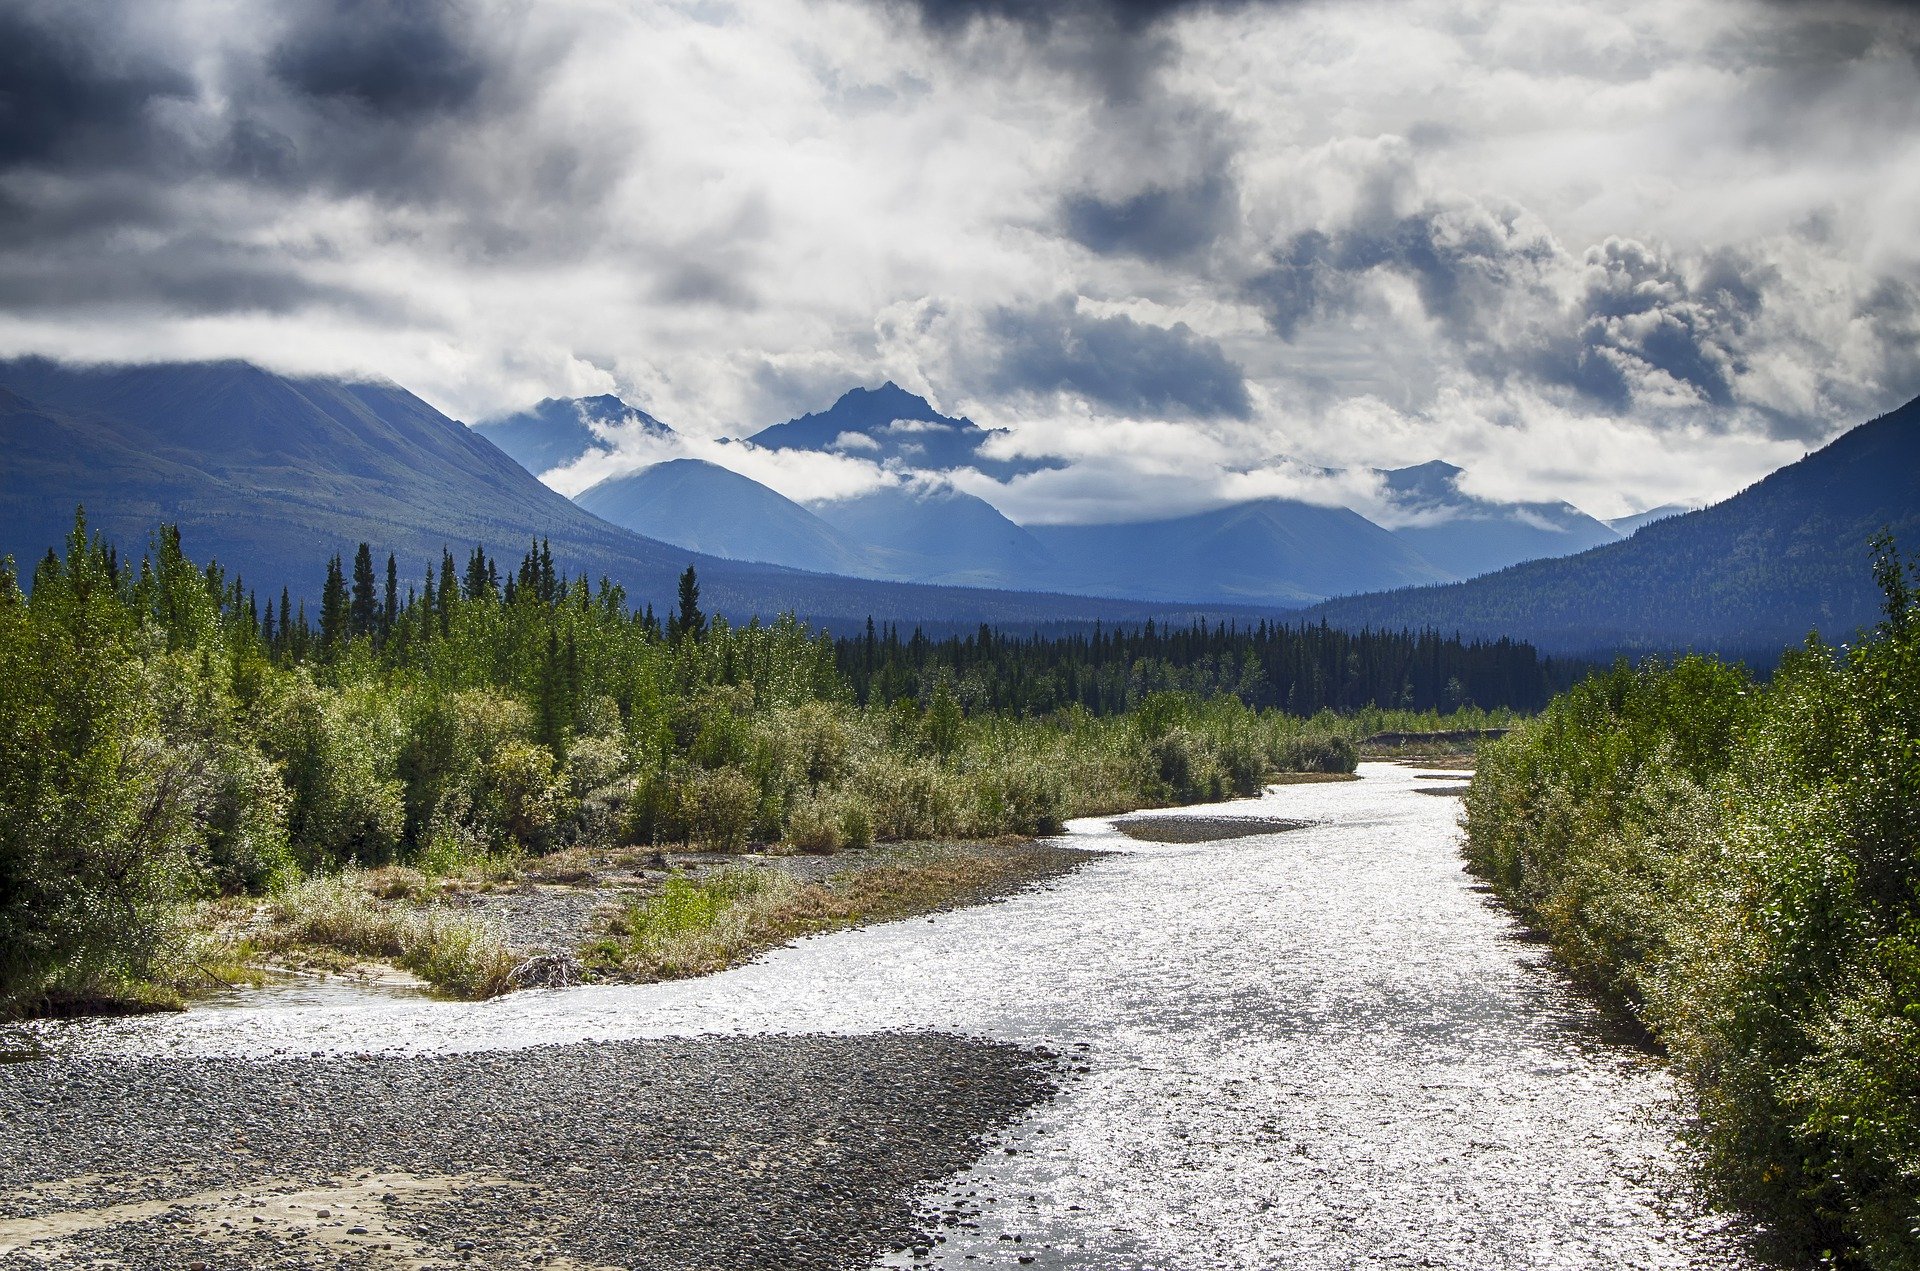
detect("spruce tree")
[320,554,349,651]
[671,565,704,642]
[350,543,377,637]
[383,553,398,637]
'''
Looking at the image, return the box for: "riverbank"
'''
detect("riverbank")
[0,1033,1059,1269]
[11,765,1762,1267]
[170,836,1107,1010]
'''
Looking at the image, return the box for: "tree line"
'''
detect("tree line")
[837,616,1579,717]
[9,510,1507,1016]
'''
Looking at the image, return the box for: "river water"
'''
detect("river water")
[30,763,1758,1268]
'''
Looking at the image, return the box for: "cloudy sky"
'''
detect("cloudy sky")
[3,0,1918,522]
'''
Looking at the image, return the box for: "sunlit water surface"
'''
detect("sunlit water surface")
[31,764,1757,1268]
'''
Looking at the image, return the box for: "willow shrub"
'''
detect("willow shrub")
[1464,541,1920,1269]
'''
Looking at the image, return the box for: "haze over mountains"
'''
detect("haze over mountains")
[1306,396,1920,652]
[0,359,1279,631]
[6,356,1914,655]
[512,382,1628,605]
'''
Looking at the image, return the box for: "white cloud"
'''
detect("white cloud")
[0,0,1915,526]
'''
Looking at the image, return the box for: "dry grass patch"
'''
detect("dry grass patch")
[592,842,1090,982]
[263,873,519,999]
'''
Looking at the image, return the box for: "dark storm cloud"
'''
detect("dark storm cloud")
[269,0,487,118]
[1244,204,1558,339]
[0,0,605,331]
[0,236,384,317]
[891,0,1277,33]
[878,0,1299,102]
[0,3,193,171]
[985,297,1252,419]
[1062,170,1237,262]
[1537,239,1769,413]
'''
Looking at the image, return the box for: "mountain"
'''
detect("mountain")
[807,482,1055,588]
[575,459,872,577]
[748,383,1055,480]
[1608,503,1690,536]
[471,395,672,475]
[1030,498,1455,606]
[0,357,1289,630]
[1377,461,1620,579]
[1305,397,1920,652]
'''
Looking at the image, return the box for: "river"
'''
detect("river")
[29,762,1758,1269]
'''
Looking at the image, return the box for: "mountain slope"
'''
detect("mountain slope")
[749,383,1054,479]
[1378,461,1620,578]
[807,482,1055,587]
[1031,499,1455,606]
[575,459,872,576]
[1306,397,1920,651]
[471,394,672,476]
[0,358,1289,629]
[1608,504,1690,536]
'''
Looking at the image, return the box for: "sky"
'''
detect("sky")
[2,0,1918,522]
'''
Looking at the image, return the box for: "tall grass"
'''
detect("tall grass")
[268,872,517,998]
[1464,541,1920,1268]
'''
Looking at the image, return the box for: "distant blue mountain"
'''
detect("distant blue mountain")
[0,357,1278,630]
[1307,396,1920,652]
[575,459,872,577]
[472,395,672,475]
[1608,503,1690,536]
[748,383,1057,480]
[806,482,1055,588]
[1030,498,1453,606]
[1378,461,1620,579]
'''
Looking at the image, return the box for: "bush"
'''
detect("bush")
[783,793,844,853]
[1464,544,1920,1268]
[690,765,758,851]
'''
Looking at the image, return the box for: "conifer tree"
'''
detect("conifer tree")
[383,553,398,637]
[320,554,349,651]
[350,543,377,638]
[670,565,704,642]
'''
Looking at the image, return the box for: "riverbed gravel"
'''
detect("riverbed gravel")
[0,1033,1058,1269]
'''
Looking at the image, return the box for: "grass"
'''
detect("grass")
[1266,771,1362,784]
[590,841,1086,982]
[263,872,520,999]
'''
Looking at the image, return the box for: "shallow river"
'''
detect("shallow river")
[32,763,1758,1269]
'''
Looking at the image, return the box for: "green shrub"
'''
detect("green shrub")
[690,765,758,851]
[1464,543,1920,1268]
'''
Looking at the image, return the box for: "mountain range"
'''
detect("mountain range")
[471,394,673,476]
[0,359,1278,632]
[744,381,1057,481]
[7,355,1913,655]
[523,383,1626,604]
[1304,397,1920,652]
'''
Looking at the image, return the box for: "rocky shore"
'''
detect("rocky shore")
[0,1034,1059,1269]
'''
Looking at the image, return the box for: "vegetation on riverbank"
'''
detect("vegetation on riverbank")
[1464,536,1920,1269]
[588,841,1091,982]
[0,513,1535,1018]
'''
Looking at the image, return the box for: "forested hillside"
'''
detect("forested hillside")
[838,619,1575,717]
[1307,396,1920,652]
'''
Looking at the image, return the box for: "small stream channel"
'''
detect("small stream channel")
[27,763,1759,1268]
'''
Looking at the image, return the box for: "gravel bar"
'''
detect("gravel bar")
[0,1034,1059,1269]
[1112,815,1309,843]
